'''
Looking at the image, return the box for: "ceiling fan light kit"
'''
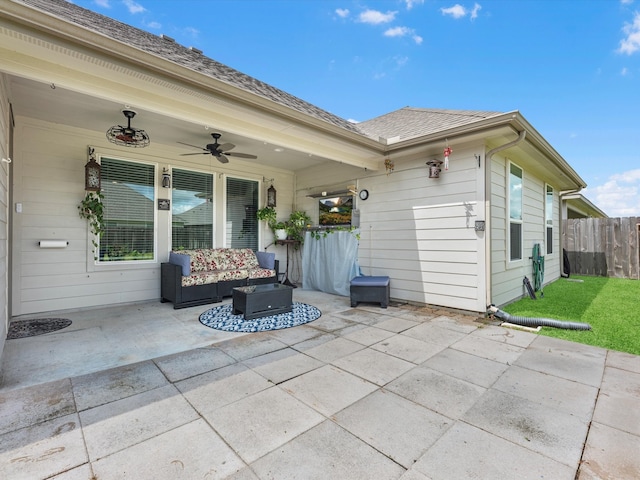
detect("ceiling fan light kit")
[178,133,257,164]
[106,109,150,148]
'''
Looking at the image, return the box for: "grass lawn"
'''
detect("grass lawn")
[501,275,640,356]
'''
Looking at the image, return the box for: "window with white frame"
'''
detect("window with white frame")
[509,163,523,261]
[226,177,258,250]
[546,185,553,255]
[171,169,214,249]
[99,157,155,262]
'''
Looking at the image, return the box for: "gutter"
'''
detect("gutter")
[483,129,527,311]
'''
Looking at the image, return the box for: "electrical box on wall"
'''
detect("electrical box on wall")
[474,220,485,231]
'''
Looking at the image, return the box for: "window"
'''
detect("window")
[226,177,258,250]
[100,157,155,262]
[172,169,213,249]
[546,185,553,255]
[509,163,523,261]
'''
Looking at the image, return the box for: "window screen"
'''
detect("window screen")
[226,177,258,250]
[100,157,155,262]
[172,169,213,249]
[509,163,523,261]
[546,185,553,255]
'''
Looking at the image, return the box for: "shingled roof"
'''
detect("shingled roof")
[16,0,510,145]
[357,107,504,142]
[18,0,364,136]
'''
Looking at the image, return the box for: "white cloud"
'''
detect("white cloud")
[404,0,425,9]
[94,0,110,7]
[584,169,640,217]
[441,3,482,20]
[441,4,467,19]
[470,3,482,20]
[413,34,424,45]
[621,66,629,75]
[335,8,349,19]
[385,26,411,37]
[122,0,145,14]
[620,0,633,5]
[145,21,161,29]
[618,12,640,54]
[358,9,397,25]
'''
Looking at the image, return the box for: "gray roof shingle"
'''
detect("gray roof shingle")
[356,107,504,142]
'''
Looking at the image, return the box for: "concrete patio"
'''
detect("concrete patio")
[1,289,639,479]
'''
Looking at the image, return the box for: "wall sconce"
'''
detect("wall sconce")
[384,158,394,175]
[267,184,276,207]
[162,168,171,188]
[85,147,101,191]
[426,159,443,178]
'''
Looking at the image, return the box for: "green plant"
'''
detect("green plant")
[78,191,104,257]
[256,206,277,228]
[310,225,360,241]
[285,210,312,244]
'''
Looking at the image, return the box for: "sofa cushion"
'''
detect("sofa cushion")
[256,251,275,269]
[181,269,249,287]
[169,252,191,276]
[247,267,276,280]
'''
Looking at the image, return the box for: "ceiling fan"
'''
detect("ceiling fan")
[178,133,257,164]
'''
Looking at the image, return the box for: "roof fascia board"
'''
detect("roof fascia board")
[386,111,586,189]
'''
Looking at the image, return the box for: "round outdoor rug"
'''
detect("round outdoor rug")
[7,318,72,339]
[199,302,321,333]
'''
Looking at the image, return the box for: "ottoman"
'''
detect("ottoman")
[350,276,390,308]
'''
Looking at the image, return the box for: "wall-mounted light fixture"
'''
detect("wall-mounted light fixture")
[85,147,101,191]
[426,159,443,178]
[162,168,171,188]
[267,184,276,207]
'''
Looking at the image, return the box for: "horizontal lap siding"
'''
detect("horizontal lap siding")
[297,144,486,312]
[12,118,292,315]
[491,156,561,307]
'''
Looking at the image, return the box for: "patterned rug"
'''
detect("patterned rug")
[199,302,321,333]
[7,318,73,339]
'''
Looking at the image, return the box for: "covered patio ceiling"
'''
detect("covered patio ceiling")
[8,75,361,172]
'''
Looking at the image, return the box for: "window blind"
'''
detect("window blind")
[226,177,258,250]
[172,169,214,249]
[100,157,155,262]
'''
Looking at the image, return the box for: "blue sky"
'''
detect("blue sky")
[71,0,640,217]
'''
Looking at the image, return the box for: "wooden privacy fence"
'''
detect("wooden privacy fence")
[562,217,640,279]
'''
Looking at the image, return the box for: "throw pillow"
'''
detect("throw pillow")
[256,251,275,269]
[169,252,191,276]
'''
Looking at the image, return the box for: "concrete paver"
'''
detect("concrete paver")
[0,291,638,479]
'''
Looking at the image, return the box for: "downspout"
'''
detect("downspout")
[484,130,527,308]
[558,188,581,277]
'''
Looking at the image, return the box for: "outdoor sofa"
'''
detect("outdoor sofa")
[161,248,278,309]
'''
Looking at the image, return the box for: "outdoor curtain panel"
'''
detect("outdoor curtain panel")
[302,229,360,296]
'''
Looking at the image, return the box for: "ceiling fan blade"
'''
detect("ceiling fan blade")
[218,142,235,151]
[177,141,208,151]
[180,152,210,156]
[217,154,230,164]
[226,152,258,159]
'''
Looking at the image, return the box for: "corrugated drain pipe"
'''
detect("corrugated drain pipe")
[487,305,592,330]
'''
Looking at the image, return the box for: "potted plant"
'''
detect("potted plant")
[78,190,104,258]
[285,210,312,244]
[256,206,277,228]
[273,221,288,240]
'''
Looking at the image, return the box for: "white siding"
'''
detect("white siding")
[490,155,562,307]
[11,117,293,315]
[0,74,10,359]
[296,143,487,312]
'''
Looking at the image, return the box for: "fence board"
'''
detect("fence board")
[563,217,639,279]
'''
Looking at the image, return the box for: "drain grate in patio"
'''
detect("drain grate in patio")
[7,318,72,339]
